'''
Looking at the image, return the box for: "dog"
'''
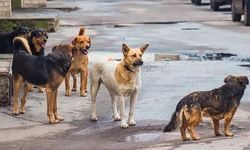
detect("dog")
[12,37,73,124]
[27,29,49,93]
[63,27,91,97]
[90,43,149,128]
[163,75,249,141]
[0,26,30,53]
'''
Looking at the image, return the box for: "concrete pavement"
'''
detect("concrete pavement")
[0,0,250,149]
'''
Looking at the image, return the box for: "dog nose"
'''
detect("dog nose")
[139,60,143,65]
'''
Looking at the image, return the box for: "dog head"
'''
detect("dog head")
[71,27,91,55]
[30,29,48,54]
[122,43,149,68]
[52,44,75,60]
[224,75,249,85]
[13,26,30,38]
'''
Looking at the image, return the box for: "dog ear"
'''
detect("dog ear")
[237,76,249,85]
[140,44,149,54]
[122,43,130,56]
[52,45,58,52]
[78,27,85,36]
[224,75,234,83]
[72,37,77,45]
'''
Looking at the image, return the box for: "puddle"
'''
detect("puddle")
[155,52,238,61]
[124,132,161,142]
[182,28,200,30]
[183,52,237,61]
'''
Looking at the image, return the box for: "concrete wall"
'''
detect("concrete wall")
[21,0,46,8]
[0,0,12,18]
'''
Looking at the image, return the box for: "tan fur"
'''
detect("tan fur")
[12,44,73,124]
[12,72,65,123]
[90,43,149,128]
[179,105,202,141]
[64,27,91,97]
[13,37,32,54]
[178,100,238,141]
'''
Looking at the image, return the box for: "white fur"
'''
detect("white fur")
[90,61,141,128]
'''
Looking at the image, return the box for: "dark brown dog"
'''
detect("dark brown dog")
[12,37,73,124]
[65,27,91,97]
[163,75,249,141]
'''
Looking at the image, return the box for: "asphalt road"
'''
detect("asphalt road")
[1,0,250,149]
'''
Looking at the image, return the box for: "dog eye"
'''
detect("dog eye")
[139,54,142,57]
[132,54,137,57]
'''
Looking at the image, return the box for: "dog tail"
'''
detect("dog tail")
[13,37,32,54]
[163,110,179,132]
[78,27,85,36]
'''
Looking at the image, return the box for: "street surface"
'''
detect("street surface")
[0,0,250,149]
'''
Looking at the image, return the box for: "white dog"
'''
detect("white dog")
[90,43,149,128]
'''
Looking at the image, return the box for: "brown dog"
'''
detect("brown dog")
[64,27,91,97]
[12,37,73,124]
[163,75,249,141]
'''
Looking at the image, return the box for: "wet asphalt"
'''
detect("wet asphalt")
[0,0,250,149]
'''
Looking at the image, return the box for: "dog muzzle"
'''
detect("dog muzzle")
[133,60,143,67]
[80,47,89,55]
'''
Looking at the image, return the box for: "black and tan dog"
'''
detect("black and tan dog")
[12,37,73,124]
[163,75,249,141]
[27,29,49,93]
[63,27,91,97]
[0,26,30,53]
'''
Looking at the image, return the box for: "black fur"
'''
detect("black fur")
[29,29,48,56]
[163,76,249,132]
[0,26,29,53]
[12,37,72,85]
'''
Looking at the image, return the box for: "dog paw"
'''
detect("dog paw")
[128,120,136,126]
[121,122,129,129]
[80,92,87,97]
[19,109,25,114]
[225,132,234,137]
[12,109,20,115]
[90,116,98,122]
[55,115,64,121]
[215,132,222,136]
[49,119,60,124]
[71,88,77,91]
[65,92,72,96]
[112,115,121,121]
[38,89,43,93]
[182,138,191,141]
[192,136,201,141]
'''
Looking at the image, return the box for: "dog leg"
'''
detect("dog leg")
[53,89,64,122]
[118,96,129,129]
[187,125,201,140]
[46,89,59,124]
[71,73,77,91]
[38,87,43,93]
[80,70,87,97]
[110,92,120,121]
[12,76,24,115]
[180,123,189,141]
[27,84,34,92]
[128,91,138,126]
[65,72,71,96]
[20,83,29,114]
[212,118,221,136]
[224,108,237,136]
[90,80,101,121]
[84,69,88,93]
